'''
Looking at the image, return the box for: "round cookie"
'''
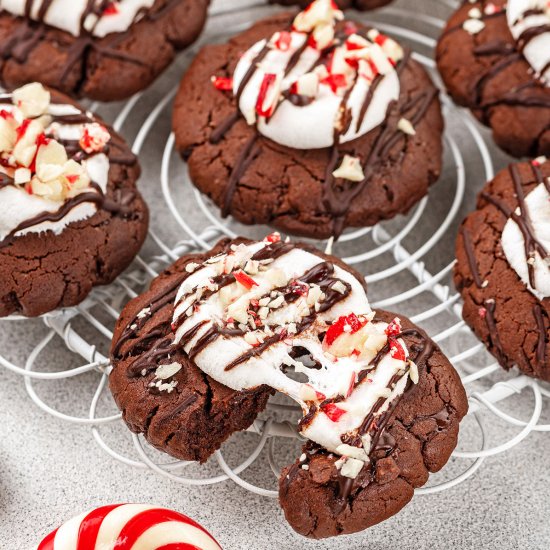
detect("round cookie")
[0,0,210,102]
[36,503,222,549]
[436,0,550,158]
[455,158,550,381]
[173,2,443,239]
[270,0,393,10]
[0,83,148,318]
[280,310,467,538]
[110,234,467,538]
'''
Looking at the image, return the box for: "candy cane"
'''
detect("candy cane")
[36,504,222,550]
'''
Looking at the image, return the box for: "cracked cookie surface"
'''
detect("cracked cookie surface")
[172,13,444,239]
[0,0,209,102]
[0,89,148,318]
[436,0,550,158]
[279,310,467,538]
[454,160,550,381]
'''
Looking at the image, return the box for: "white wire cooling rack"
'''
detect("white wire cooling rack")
[1,0,549,500]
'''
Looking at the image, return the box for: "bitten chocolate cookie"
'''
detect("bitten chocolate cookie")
[270,0,393,10]
[110,234,467,538]
[436,0,550,158]
[173,0,443,239]
[0,83,148,318]
[455,158,550,381]
[0,0,209,102]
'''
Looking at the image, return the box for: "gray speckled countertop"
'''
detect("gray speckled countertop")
[1,1,550,548]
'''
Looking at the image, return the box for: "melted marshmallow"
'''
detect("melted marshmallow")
[1,0,155,38]
[171,241,413,457]
[36,504,222,550]
[502,182,550,299]
[233,32,401,150]
[0,103,110,242]
[507,0,550,85]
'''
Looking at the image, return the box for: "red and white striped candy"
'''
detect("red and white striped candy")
[36,504,222,550]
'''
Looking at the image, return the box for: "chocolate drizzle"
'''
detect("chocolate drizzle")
[175,254,353,370]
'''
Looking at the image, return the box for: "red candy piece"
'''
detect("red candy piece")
[389,339,406,362]
[346,373,357,398]
[234,270,258,290]
[256,73,279,118]
[385,317,402,337]
[265,232,281,243]
[211,76,233,91]
[322,403,346,422]
[274,31,292,51]
[36,133,50,147]
[321,73,347,93]
[288,280,309,296]
[16,119,31,141]
[325,313,367,346]
[103,2,119,15]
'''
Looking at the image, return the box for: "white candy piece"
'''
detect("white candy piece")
[332,155,365,182]
[12,82,50,118]
[463,18,486,34]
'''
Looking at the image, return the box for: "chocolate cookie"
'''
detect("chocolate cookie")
[0,83,148,318]
[110,234,467,538]
[270,0,393,10]
[280,310,467,538]
[173,2,443,239]
[0,0,210,102]
[436,0,550,158]
[455,158,550,381]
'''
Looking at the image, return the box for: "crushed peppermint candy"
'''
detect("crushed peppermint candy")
[0,82,109,202]
[463,18,486,34]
